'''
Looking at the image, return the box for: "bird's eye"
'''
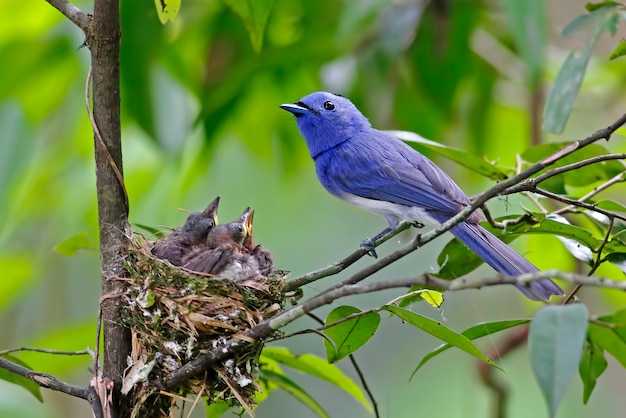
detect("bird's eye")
[323,101,335,111]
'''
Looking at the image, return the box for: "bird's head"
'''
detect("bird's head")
[205,207,250,247]
[280,92,371,159]
[180,196,220,240]
[201,196,221,226]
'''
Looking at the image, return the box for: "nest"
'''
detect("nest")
[121,234,286,417]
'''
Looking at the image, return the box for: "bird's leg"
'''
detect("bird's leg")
[411,221,424,229]
[361,227,393,258]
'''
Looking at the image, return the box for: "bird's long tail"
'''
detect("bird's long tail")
[449,222,563,300]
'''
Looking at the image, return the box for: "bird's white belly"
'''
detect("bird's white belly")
[341,193,441,226]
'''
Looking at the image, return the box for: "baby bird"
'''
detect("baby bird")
[182,208,261,282]
[152,196,220,266]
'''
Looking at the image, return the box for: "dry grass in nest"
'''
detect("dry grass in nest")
[120,233,286,417]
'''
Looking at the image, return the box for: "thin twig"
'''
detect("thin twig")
[530,188,626,222]
[0,347,92,356]
[285,222,412,291]
[552,171,626,216]
[477,325,529,418]
[307,313,380,418]
[564,216,616,304]
[505,153,626,195]
[44,0,91,30]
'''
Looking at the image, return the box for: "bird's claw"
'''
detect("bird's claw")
[360,238,378,258]
[411,221,425,229]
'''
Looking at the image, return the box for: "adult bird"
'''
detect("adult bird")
[280,92,563,300]
[182,208,262,282]
[152,196,220,266]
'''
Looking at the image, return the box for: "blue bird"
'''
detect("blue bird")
[280,92,563,300]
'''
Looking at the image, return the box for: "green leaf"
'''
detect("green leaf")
[609,39,626,60]
[390,130,511,181]
[586,1,621,12]
[204,401,231,418]
[0,355,43,402]
[323,306,380,363]
[588,308,626,368]
[384,305,501,370]
[411,319,529,379]
[417,290,444,309]
[544,8,619,132]
[260,369,329,418]
[262,347,372,412]
[594,199,626,213]
[500,0,547,86]
[605,252,626,273]
[221,0,274,52]
[563,6,618,37]
[529,304,589,418]
[53,232,91,256]
[579,338,608,404]
[153,0,181,24]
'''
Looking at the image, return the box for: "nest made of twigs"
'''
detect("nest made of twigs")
[120,233,286,417]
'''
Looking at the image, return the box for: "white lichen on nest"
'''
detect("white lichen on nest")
[120,233,286,417]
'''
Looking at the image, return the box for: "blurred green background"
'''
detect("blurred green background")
[1,0,626,417]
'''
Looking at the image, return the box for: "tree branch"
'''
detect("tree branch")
[0,357,104,418]
[505,153,626,195]
[285,222,412,291]
[44,0,91,30]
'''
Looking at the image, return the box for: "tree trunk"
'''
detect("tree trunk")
[89,0,131,416]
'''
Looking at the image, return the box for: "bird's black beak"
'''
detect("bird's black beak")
[202,196,221,225]
[280,102,309,116]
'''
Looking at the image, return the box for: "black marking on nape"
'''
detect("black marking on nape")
[159,0,166,11]
[333,93,345,98]
[296,101,320,116]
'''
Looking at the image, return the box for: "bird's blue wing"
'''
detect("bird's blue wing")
[316,130,471,216]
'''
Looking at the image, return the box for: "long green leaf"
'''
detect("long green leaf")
[411,319,529,379]
[544,7,619,133]
[260,369,329,418]
[529,304,589,418]
[323,306,380,363]
[262,347,372,412]
[384,306,501,370]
